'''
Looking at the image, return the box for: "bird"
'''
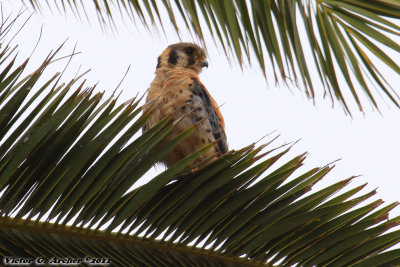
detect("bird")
[143,42,228,169]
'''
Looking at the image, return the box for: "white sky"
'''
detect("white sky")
[3,0,400,243]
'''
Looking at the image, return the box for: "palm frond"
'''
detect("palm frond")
[23,0,400,114]
[1,9,400,266]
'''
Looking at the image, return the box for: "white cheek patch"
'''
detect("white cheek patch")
[176,51,188,67]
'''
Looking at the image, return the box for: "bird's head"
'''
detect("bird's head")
[156,42,208,73]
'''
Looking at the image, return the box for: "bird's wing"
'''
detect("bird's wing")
[188,77,228,155]
[144,70,228,160]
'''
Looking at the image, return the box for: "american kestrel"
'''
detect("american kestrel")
[143,42,228,168]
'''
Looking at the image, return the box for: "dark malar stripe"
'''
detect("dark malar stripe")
[187,57,195,66]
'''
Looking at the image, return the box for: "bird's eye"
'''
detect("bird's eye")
[185,47,194,55]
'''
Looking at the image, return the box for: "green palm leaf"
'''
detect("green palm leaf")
[24,0,400,114]
[0,14,400,266]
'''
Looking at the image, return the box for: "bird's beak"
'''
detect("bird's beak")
[200,59,209,68]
